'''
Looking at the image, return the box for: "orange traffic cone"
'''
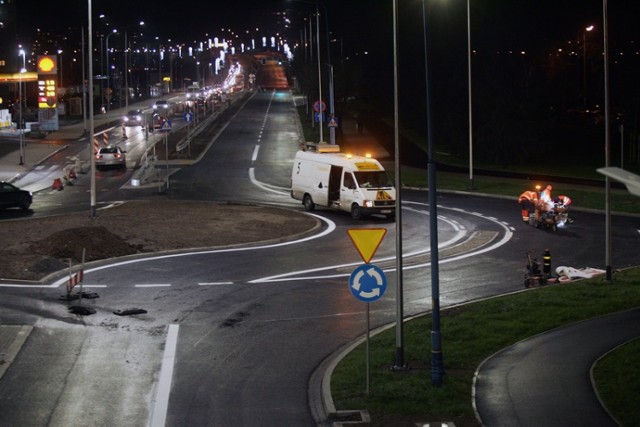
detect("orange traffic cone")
[52,178,64,191]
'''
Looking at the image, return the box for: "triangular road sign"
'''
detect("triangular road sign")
[347,228,387,263]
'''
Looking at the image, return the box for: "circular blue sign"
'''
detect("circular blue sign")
[349,264,387,303]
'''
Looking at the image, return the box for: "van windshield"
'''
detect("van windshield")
[353,171,394,189]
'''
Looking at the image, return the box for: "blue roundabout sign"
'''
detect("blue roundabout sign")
[349,264,387,303]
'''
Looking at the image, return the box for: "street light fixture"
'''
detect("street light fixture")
[57,49,64,89]
[105,28,117,111]
[467,0,475,190]
[18,48,26,165]
[583,25,594,108]
[290,0,330,144]
[123,20,144,109]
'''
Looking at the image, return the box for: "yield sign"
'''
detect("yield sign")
[347,228,387,264]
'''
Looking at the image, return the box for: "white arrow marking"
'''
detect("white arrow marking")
[359,287,381,299]
[352,269,365,291]
[368,267,383,285]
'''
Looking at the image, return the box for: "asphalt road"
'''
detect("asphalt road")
[1,90,639,426]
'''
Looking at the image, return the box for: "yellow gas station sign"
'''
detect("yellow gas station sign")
[37,55,57,74]
[347,228,387,264]
[37,56,58,108]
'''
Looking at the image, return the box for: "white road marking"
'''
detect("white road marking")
[252,145,260,161]
[134,284,171,288]
[198,282,234,286]
[150,323,179,427]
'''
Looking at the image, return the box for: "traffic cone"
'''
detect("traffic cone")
[52,178,64,191]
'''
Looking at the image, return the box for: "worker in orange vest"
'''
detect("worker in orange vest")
[518,190,538,224]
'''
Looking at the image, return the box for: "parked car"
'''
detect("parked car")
[0,181,32,211]
[122,109,142,126]
[95,145,127,170]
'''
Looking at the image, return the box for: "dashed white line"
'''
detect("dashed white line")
[198,282,234,286]
[134,284,171,288]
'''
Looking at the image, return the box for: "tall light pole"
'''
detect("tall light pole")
[314,2,323,143]
[124,20,144,109]
[392,0,405,371]
[602,0,612,281]
[423,0,444,386]
[467,0,475,190]
[105,29,117,111]
[89,0,97,218]
[18,48,26,165]
[57,49,64,89]
[583,25,594,108]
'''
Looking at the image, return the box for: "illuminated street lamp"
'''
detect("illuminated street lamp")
[467,0,475,190]
[57,49,63,89]
[105,28,117,111]
[123,20,144,109]
[583,25,594,108]
[18,48,26,165]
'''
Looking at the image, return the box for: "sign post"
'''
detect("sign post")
[158,119,172,191]
[347,228,388,394]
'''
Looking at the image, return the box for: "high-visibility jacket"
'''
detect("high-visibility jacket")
[518,190,538,203]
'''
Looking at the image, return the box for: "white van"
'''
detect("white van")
[290,144,396,219]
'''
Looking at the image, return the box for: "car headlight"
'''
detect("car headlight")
[364,200,374,208]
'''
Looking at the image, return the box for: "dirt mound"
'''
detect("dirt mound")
[33,226,140,262]
[0,201,318,281]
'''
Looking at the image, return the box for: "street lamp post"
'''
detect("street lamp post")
[18,49,26,165]
[467,0,475,190]
[602,1,612,281]
[88,0,97,218]
[123,21,144,109]
[583,25,594,108]
[57,49,64,89]
[314,2,323,143]
[105,29,117,111]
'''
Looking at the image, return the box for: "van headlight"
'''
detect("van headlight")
[364,200,374,208]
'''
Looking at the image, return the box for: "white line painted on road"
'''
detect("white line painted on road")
[198,282,234,286]
[251,201,512,283]
[134,284,171,288]
[249,167,290,195]
[252,145,260,162]
[4,214,335,289]
[150,323,179,427]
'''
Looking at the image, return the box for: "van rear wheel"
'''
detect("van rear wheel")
[303,194,315,211]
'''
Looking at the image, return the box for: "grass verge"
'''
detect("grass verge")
[331,269,640,426]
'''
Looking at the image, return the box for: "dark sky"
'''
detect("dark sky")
[15,1,640,54]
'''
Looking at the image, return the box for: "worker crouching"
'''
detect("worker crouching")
[518,190,538,225]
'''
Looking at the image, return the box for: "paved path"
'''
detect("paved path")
[474,308,640,426]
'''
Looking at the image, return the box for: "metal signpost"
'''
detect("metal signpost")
[158,118,172,191]
[347,228,388,394]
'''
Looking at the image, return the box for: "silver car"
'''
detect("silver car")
[95,145,126,170]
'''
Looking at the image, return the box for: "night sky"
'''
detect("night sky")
[15,1,640,50]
